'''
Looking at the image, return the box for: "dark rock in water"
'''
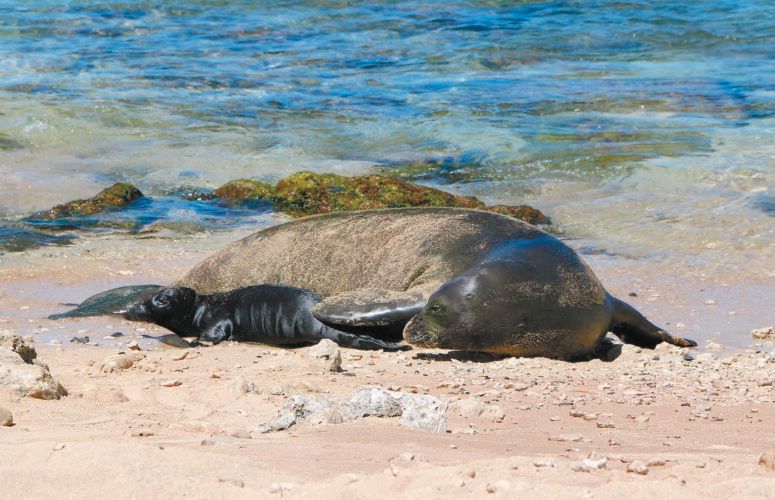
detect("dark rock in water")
[69,336,90,344]
[212,172,548,225]
[752,192,774,215]
[0,226,76,253]
[29,183,144,220]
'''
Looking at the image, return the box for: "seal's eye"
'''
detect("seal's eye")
[465,293,475,301]
[152,294,171,308]
[429,303,444,313]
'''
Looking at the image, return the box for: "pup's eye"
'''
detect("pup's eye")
[465,293,475,301]
[153,294,170,307]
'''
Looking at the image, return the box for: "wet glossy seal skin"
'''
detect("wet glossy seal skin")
[125,285,408,351]
[51,208,696,359]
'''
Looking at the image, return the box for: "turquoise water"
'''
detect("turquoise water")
[0,1,772,268]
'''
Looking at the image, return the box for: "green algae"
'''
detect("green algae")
[22,173,547,235]
[213,172,548,225]
[271,172,484,216]
[485,204,547,226]
[30,183,144,220]
[0,133,24,151]
[213,179,274,200]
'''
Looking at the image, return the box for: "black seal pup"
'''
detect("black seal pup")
[124,284,407,351]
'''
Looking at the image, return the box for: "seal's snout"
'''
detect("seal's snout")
[403,315,439,347]
[123,301,150,321]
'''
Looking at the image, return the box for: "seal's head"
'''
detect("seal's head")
[124,287,198,331]
[403,264,514,353]
[403,254,609,357]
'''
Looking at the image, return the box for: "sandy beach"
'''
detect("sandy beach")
[1,233,773,499]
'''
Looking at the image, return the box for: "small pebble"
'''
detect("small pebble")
[0,407,13,427]
[160,379,182,387]
[627,460,649,475]
[461,467,476,478]
[758,452,775,471]
[127,340,141,351]
[53,443,65,451]
[751,326,774,340]
[218,478,245,488]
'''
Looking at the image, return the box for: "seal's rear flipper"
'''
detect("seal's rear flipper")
[325,330,411,352]
[48,284,165,319]
[312,288,426,331]
[608,296,697,349]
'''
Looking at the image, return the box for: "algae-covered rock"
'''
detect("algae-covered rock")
[213,179,274,200]
[31,183,144,220]
[486,204,547,225]
[212,172,548,225]
[270,172,484,216]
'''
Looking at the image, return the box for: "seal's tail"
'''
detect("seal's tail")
[608,296,697,349]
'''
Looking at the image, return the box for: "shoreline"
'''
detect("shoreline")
[1,227,773,498]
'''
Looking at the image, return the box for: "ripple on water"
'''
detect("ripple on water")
[0,226,76,253]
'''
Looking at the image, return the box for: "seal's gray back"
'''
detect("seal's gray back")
[174,208,545,296]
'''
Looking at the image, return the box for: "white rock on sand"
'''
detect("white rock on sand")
[0,336,67,400]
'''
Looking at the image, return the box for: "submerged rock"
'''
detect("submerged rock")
[0,226,76,253]
[30,183,144,220]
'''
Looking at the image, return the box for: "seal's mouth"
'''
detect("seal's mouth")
[403,314,440,347]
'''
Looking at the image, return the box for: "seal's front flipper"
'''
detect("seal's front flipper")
[608,296,697,349]
[48,285,165,320]
[312,288,426,330]
[201,320,233,345]
[323,329,411,352]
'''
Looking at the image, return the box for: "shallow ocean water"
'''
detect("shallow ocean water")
[0,2,772,344]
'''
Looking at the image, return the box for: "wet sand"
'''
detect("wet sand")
[1,232,773,498]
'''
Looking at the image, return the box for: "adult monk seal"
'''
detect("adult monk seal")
[50,208,695,358]
[124,285,408,351]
